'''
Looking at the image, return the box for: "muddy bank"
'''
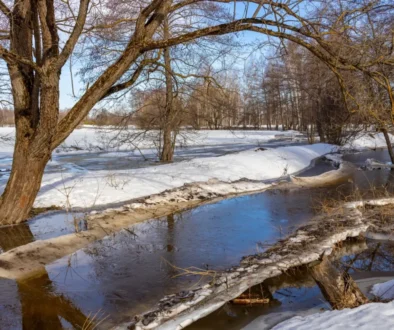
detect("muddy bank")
[187,237,394,330]
[188,237,376,330]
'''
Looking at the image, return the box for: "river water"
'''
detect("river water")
[1,149,394,329]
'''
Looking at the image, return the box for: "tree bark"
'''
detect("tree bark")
[310,257,368,309]
[18,270,89,329]
[160,15,175,163]
[381,127,394,166]
[0,146,50,225]
[0,64,58,225]
[0,1,172,224]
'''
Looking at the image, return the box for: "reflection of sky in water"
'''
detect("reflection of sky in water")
[29,212,86,240]
[0,212,85,253]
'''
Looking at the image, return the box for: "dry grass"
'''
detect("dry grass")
[80,309,109,330]
[161,257,217,289]
[28,205,62,218]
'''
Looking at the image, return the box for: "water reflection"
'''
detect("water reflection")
[0,224,35,252]
[0,212,86,253]
[337,239,394,274]
[0,192,318,329]
[0,224,91,329]
[18,270,89,330]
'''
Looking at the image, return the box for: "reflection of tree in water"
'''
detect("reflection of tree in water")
[18,271,89,330]
[336,240,394,273]
[0,224,92,329]
[80,213,185,288]
[166,214,175,252]
[0,223,35,252]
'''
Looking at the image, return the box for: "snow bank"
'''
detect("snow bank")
[47,143,335,207]
[344,132,394,150]
[0,143,335,208]
[272,301,394,330]
[290,161,353,187]
[371,279,394,300]
[364,158,394,169]
[273,277,394,330]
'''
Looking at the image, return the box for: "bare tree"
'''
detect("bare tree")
[0,0,393,224]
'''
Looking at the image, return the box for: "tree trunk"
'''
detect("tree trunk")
[310,257,368,309]
[0,0,175,225]
[0,64,58,225]
[381,127,394,166]
[0,146,49,225]
[161,124,174,162]
[160,15,175,163]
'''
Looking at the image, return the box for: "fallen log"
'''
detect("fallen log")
[231,297,270,305]
[231,283,272,305]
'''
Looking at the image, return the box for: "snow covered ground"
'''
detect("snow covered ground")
[345,132,394,150]
[273,301,394,330]
[0,126,300,157]
[0,127,393,209]
[371,279,394,300]
[1,142,335,208]
[0,127,309,208]
[273,278,394,330]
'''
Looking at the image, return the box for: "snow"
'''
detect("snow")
[364,158,394,169]
[325,153,343,165]
[344,132,394,150]
[3,143,334,208]
[0,127,392,209]
[0,127,299,157]
[272,301,394,330]
[371,279,394,300]
[0,126,335,208]
[273,278,394,330]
